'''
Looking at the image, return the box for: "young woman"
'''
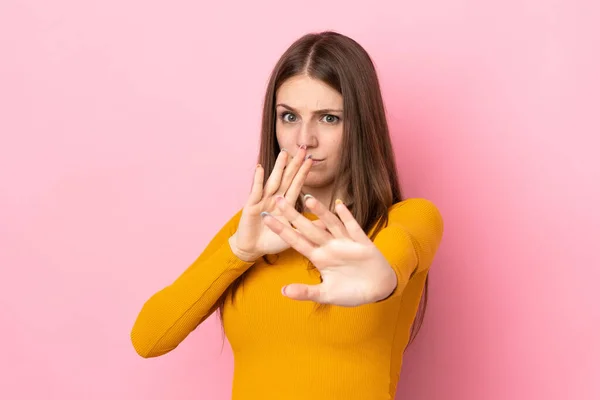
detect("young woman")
[131,31,444,400]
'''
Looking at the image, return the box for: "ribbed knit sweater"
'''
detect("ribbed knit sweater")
[131,198,444,399]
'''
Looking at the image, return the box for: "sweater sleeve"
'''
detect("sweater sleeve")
[372,198,444,300]
[130,208,254,358]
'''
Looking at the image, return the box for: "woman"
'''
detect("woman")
[131,31,444,400]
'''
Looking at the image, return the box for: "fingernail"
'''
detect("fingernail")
[304,154,313,160]
[260,211,270,218]
[300,144,307,150]
[281,148,287,153]
[281,285,288,295]
[275,195,285,204]
[304,193,313,200]
[256,163,262,169]
[335,199,343,205]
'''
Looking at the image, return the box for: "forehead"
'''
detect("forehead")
[276,75,342,110]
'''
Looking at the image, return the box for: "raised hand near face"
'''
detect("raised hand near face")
[229,146,326,262]
[261,195,398,306]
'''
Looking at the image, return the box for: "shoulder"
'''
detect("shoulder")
[209,207,245,239]
[382,198,444,271]
[387,198,443,228]
[226,207,245,234]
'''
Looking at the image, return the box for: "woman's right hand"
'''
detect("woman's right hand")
[229,146,317,262]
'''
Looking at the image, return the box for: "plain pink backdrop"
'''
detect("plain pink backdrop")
[1,1,599,399]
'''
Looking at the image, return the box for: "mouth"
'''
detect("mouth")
[291,154,324,165]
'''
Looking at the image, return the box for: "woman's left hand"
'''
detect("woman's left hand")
[261,194,398,306]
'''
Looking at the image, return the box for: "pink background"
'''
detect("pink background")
[1,1,599,399]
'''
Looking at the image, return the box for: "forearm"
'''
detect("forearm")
[130,239,254,358]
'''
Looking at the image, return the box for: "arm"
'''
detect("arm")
[373,198,444,300]
[260,196,443,305]
[130,208,254,358]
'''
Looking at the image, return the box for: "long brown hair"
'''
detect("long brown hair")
[217,31,428,346]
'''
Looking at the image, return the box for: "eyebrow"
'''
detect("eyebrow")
[276,103,343,114]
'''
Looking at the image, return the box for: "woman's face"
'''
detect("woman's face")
[275,75,344,190]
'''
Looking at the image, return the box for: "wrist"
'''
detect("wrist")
[228,235,261,263]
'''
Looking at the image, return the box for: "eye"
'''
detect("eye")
[281,112,297,123]
[321,114,340,124]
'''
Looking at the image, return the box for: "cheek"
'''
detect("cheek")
[274,124,283,146]
[275,123,296,147]
[323,136,343,158]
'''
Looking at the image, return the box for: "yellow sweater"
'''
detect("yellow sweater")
[131,198,444,400]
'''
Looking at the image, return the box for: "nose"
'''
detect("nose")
[296,121,318,149]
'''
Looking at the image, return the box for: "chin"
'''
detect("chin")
[303,173,334,188]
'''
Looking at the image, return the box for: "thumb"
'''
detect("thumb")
[282,283,325,303]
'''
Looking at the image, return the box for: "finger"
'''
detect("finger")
[247,164,264,205]
[284,155,313,203]
[282,283,326,303]
[312,220,327,231]
[276,146,308,198]
[303,195,349,239]
[275,196,331,245]
[334,199,371,245]
[261,211,316,257]
[263,150,289,197]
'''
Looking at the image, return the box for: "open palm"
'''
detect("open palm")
[230,146,325,261]
[262,195,398,306]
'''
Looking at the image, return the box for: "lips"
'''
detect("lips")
[291,155,324,165]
